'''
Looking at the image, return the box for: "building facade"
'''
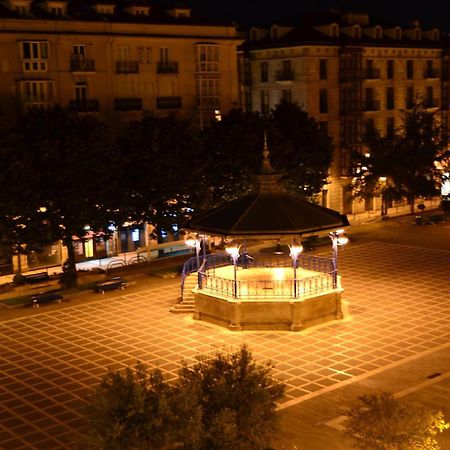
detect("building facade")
[0,0,241,129]
[241,12,447,214]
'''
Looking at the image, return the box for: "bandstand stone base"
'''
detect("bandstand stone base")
[193,289,344,331]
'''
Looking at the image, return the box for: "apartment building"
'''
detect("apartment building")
[0,0,241,129]
[241,11,447,214]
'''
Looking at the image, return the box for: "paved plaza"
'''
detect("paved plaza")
[0,239,450,449]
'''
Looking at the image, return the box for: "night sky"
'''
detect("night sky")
[187,0,450,31]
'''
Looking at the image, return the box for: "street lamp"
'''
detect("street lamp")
[225,243,240,298]
[329,229,349,288]
[185,234,202,287]
[289,240,303,298]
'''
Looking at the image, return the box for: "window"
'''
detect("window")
[271,25,278,39]
[375,26,382,39]
[281,89,292,102]
[406,60,414,79]
[386,117,395,136]
[387,60,394,79]
[330,24,339,38]
[365,118,375,133]
[353,25,361,39]
[137,47,151,64]
[75,81,88,102]
[406,86,414,109]
[19,80,54,108]
[196,45,219,72]
[319,59,327,80]
[386,87,395,110]
[395,27,402,40]
[414,29,421,40]
[425,60,435,78]
[20,41,49,72]
[196,75,220,108]
[260,90,269,114]
[319,89,328,113]
[51,6,63,15]
[72,44,86,61]
[15,5,29,14]
[260,62,268,82]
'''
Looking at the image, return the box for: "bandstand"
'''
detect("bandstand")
[174,140,350,331]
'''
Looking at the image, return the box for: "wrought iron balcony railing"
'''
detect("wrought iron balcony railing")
[275,69,294,81]
[364,100,380,111]
[364,68,381,79]
[70,57,95,72]
[68,99,99,112]
[157,61,179,73]
[114,98,143,111]
[156,96,182,109]
[115,61,139,74]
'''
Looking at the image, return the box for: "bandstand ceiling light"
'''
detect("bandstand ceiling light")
[289,243,303,258]
[185,235,197,248]
[225,244,240,258]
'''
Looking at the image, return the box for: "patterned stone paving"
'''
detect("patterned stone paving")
[0,242,449,449]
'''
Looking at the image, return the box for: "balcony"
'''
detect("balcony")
[114,98,143,111]
[275,69,294,81]
[364,68,381,79]
[423,69,439,78]
[364,100,380,111]
[157,61,179,74]
[68,99,99,112]
[70,57,95,72]
[156,96,182,109]
[424,98,439,108]
[115,61,139,74]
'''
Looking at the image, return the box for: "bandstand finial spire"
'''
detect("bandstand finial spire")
[260,130,275,174]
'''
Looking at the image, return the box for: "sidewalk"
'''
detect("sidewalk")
[274,344,450,450]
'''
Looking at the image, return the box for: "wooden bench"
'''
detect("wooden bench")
[23,272,50,284]
[29,291,63,308]
[95,277,127,294]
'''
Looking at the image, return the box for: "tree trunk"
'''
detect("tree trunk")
[62,236,78,288]
[409,196,415,214]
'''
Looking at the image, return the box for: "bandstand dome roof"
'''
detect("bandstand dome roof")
[186,139,350,239]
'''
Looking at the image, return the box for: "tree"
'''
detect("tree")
[0,121,53,273]
[395,103,448,213]
[344,392,449,450]
[352,124,404,216]
[353,102,449,215]
[2,107,119,286]
[82,345,285,450]
[268,100,333,198]
[118,114,206,240]
[177,345,285,450]
[202,101,333,209]
[82,364,186,450]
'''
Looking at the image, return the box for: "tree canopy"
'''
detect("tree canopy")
[117,114,206,239]
[201,101,333,209]
[353,102,449,214]
[82,345,285,450]
[0,107,118,283]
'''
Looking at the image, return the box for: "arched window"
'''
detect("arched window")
[353,25,361,39]
[375,26,382,39]
[330,24,339,38]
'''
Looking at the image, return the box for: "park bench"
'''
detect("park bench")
[23,272,50,284]
[29,291,63,308]
[95,277,127,294]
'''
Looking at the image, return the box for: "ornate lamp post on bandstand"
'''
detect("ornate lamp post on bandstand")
[329,229,349,288]
[185,234,204,288]
[225,243,240,298]
[289,240,303,298]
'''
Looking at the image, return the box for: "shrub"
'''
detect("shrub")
[12,273,26,285]
[344,391,449,450]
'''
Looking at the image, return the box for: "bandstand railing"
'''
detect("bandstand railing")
[202,272,334,299]
[180,251,335,300]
